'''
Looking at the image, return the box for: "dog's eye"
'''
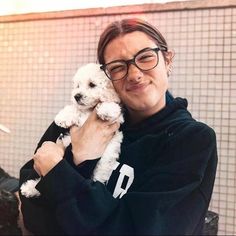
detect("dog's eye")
[89,82,96,88]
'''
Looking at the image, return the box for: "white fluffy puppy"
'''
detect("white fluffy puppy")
[21,63,124,198]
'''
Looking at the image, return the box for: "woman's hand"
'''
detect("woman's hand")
[33,141,65,176]
[70,109,120,165]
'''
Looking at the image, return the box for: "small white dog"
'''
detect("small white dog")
[21,63,124,198]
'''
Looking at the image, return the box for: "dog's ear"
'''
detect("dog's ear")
[99,81,120,103]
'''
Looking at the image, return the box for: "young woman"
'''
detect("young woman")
[19,18,218,235]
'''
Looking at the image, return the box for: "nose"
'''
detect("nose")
[74,93,82,102]
[126,64,143,82]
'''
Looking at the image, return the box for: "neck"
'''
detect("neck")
[126,100,166,125]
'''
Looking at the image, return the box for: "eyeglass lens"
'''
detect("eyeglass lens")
[105,48,159,81]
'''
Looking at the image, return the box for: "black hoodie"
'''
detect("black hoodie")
[19,94,218,235]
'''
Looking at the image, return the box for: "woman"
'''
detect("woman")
[19,18,218,235]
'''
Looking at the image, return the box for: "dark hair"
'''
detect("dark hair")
[97,18,169,65]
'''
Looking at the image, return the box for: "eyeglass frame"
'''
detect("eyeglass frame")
[100,45,168,81]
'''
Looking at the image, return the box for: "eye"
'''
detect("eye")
[89,82,96,88]
[137,51,156,62]
[110,64,126,73]
[107,63,126,74]
[135,50,157,63]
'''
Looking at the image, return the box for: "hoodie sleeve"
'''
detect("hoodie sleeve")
[19,122,100,235]
[18,122,66,234]
[29,122,217,235]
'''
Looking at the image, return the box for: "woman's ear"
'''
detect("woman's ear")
[165,50,175,77]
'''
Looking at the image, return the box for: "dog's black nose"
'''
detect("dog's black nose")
[74,94,82,102]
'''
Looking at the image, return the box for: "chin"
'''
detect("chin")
[131,96,165,113]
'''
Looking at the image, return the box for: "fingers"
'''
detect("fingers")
[87,108,100,122]
[33,141,64,176]
[88,108,115,125]
[99,122,120,141]
[109,122,120,133]
[33,162,41,176]
[70,125,80,144]
[36,141,64,160]
[40,139,65,153]
[69,109,120,147]
[40,141,52,146]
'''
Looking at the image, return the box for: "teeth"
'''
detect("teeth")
[0,124,10,133]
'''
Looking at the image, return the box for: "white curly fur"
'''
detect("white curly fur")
[20,63,124,198]
[20,179,41,197]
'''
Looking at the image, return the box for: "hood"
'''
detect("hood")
[120,92,193,138]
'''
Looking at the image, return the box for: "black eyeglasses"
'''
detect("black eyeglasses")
[100,46,167,81]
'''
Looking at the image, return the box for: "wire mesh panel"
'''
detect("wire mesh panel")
[0,2,235,235]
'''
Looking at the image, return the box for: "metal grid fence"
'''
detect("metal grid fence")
[0,1,235,234]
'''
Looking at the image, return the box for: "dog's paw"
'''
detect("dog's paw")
[20,178,41,198]
[96,102,122,122]
[55,105,78,128]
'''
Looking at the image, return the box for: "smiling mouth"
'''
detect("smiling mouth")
[127,83,148,92]
[76,100,99,109]
[76,101,86,106]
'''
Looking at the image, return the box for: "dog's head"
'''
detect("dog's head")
[71,63,120,109]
